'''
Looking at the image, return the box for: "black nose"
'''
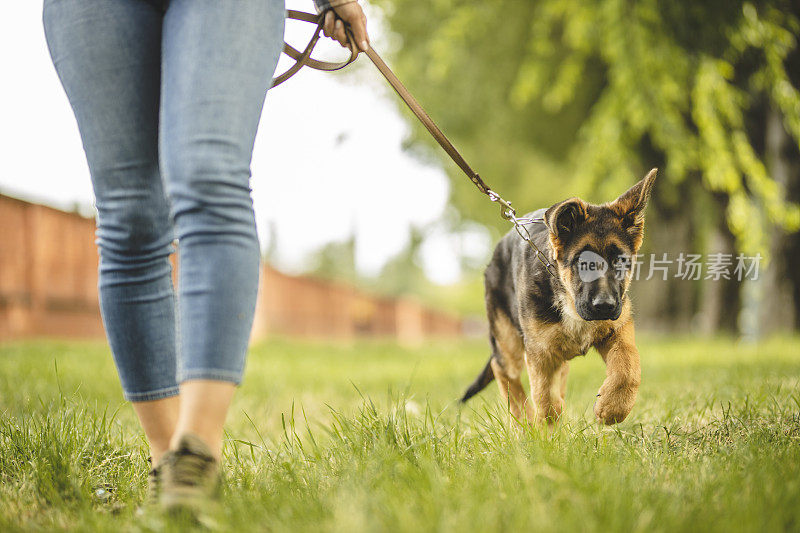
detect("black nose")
[591,294,617,315]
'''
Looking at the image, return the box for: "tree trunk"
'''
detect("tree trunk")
[752,107,798,335]
[697,203,741,335]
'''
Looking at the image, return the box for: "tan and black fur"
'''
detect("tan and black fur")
[461,169,657,425]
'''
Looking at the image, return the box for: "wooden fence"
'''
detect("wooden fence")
[0,194,462,343]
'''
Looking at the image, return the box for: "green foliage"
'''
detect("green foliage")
[2,337,800,530]
[371,0,800,254]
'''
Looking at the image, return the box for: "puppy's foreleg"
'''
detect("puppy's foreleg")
[558,362,569,402]
[594,320,641,425]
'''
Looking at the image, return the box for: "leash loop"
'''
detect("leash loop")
[271,10,359,88]
[273,10,557,278]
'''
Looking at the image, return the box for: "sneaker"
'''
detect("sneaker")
[159,434,220,515]
[135,457,162,517]
[146,457,161,503]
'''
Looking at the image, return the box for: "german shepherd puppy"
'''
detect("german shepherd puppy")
[460,169,657,425]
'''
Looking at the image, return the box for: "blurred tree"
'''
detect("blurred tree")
[302,224,487,316]
[373,224,428,295]
[370,0,800,332]
[262,219,279,263]
[371,223,489,315]
[306,231,358,284]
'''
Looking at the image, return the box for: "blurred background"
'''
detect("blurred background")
[1,0,799,342]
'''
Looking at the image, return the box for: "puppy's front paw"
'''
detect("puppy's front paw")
[593,381,638,425]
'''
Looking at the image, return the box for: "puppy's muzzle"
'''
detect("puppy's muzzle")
[578,293,621,321]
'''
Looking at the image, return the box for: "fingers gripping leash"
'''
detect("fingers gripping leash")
[274,10,557,278]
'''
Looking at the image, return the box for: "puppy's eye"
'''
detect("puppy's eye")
[607,246,631,265]
[612,254,633,270]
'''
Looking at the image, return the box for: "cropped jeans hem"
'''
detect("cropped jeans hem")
[125,385,181,403]
[178,368,243,385]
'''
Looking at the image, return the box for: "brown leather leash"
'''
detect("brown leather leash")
[273,10,556,277]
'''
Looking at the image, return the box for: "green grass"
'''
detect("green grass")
[1,335,800,531]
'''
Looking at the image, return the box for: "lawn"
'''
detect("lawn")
[1,335,800,531]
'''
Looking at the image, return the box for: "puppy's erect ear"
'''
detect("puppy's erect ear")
[610,168,657,232]
[545,198,587,240]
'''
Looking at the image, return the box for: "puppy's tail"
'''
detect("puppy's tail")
[460,357,495,403]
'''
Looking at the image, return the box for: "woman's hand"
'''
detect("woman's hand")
[322,2,370,53]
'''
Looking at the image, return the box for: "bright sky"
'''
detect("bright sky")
[0,1,487,284]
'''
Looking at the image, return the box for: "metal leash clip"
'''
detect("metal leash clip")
[487,190,516,221]
[487,190,557,277]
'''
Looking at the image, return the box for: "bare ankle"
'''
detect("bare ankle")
[132,396,180,467]
[149,442,171,466]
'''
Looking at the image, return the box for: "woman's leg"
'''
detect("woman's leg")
[159,0,285,458]
[43,0,179,463]
[132,398,179,464]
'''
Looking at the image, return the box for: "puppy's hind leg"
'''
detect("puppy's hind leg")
[488,313,533,424]
[490,356,531,423]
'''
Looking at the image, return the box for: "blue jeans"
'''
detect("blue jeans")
[43,0,285,401]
